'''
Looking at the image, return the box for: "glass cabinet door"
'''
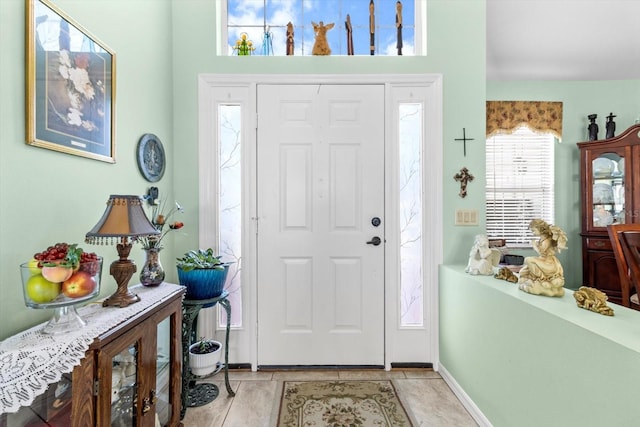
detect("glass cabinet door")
[155,317,173,425]
[592,152,625,227]
[110,343,139,425]
[9,373,75,425]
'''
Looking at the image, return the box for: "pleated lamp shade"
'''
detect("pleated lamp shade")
[85,195,159,244]
[85,195,159,308]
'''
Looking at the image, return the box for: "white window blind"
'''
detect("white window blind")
[486,126,555,246]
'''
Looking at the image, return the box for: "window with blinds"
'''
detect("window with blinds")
[486,126,555,247]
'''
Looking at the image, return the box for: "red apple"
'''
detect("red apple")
[62,271,97,298]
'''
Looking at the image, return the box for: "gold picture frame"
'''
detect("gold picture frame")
[26,0,116,163]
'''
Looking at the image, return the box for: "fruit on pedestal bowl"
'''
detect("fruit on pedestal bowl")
[62,271,97,299]
[20,248,103,334]
[21,244,103,307]
[25,275,61,304]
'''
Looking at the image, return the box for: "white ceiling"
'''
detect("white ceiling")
[486,0,640,81]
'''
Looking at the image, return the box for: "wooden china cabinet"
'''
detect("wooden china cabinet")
[578,124,640,304]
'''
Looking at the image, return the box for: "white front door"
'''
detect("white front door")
[256,84,385,366]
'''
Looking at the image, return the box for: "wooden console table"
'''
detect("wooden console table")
[180,291,235,419]
[0,283,184,426]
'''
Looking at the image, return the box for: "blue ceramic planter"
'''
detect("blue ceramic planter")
[177,265,229,304]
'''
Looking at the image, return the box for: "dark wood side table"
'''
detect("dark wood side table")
[180,291,235,419]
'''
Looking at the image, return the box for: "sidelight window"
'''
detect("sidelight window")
[399,103,423,326]
[218,105,243,327]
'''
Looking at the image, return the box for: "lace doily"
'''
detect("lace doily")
[0,283,184,414]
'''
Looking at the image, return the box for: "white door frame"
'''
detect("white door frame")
[198,74,443,371]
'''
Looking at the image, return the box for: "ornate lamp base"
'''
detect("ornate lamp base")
[103,244,140,308]
[102,288,140,308]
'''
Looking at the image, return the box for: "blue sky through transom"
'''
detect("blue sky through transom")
[227,0,415,56]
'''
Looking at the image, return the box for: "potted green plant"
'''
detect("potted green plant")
[188,337,222,377]
[176,248,230,303]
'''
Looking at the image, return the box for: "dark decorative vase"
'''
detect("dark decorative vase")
[140,247,165,286]
[177,265,229,307]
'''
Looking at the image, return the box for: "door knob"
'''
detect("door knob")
[366,236,382,246]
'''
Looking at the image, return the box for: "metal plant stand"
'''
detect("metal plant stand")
[180,291,235,419]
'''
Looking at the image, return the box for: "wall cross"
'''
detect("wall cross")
[454,128,475,157]
[454,167,474,198]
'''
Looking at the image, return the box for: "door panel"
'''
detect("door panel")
[257,84,385,366]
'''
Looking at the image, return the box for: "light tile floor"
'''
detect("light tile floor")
[182,369,478,426]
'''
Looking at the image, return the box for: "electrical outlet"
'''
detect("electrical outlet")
[455,209,479,226]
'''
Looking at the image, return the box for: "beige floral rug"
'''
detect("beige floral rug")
[277,380,413,426]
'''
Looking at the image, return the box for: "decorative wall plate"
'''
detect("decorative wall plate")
[592,158,614,178]
[136,134,165,182]
[593,183,613,204]
[616,158,625,176]
[593,208,613,227]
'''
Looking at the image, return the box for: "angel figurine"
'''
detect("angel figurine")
[465,234,501,276]
[518,219,567,297]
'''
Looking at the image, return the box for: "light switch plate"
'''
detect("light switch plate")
[455,209,479,226]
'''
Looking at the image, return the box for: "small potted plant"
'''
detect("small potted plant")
[188,337,222,377]
[176,248,230,303]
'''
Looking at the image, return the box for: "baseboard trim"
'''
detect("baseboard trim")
[228,363,252,370]
[257,364,385,370]
[241,363,434,371]
[437,363,493,427]
[390,362,433,369]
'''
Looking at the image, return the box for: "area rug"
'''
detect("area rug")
[277,380,413,426]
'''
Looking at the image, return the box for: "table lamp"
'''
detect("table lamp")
[85,195,160,307]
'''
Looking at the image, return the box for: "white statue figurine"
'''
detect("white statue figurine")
[465,234,501,275]
[118,349,136,377]
[518,219,567,297]
[111,365,124,403]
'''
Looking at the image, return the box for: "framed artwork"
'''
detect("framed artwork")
[26,0,116,163]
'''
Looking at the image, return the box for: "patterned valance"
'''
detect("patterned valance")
[486,101,563,141]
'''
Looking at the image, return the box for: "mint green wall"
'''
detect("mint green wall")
[0,0,175,339]
[487,80,640,288]
[440,265,640,426]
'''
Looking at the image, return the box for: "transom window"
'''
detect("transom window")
[221,0,424,56]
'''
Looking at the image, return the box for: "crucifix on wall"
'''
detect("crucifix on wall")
[454,167,474,198]
[454,128,475,157]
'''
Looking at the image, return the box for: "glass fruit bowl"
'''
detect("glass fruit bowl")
[20,257,103,334]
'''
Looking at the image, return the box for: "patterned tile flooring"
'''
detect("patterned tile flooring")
[182,369,478,426]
